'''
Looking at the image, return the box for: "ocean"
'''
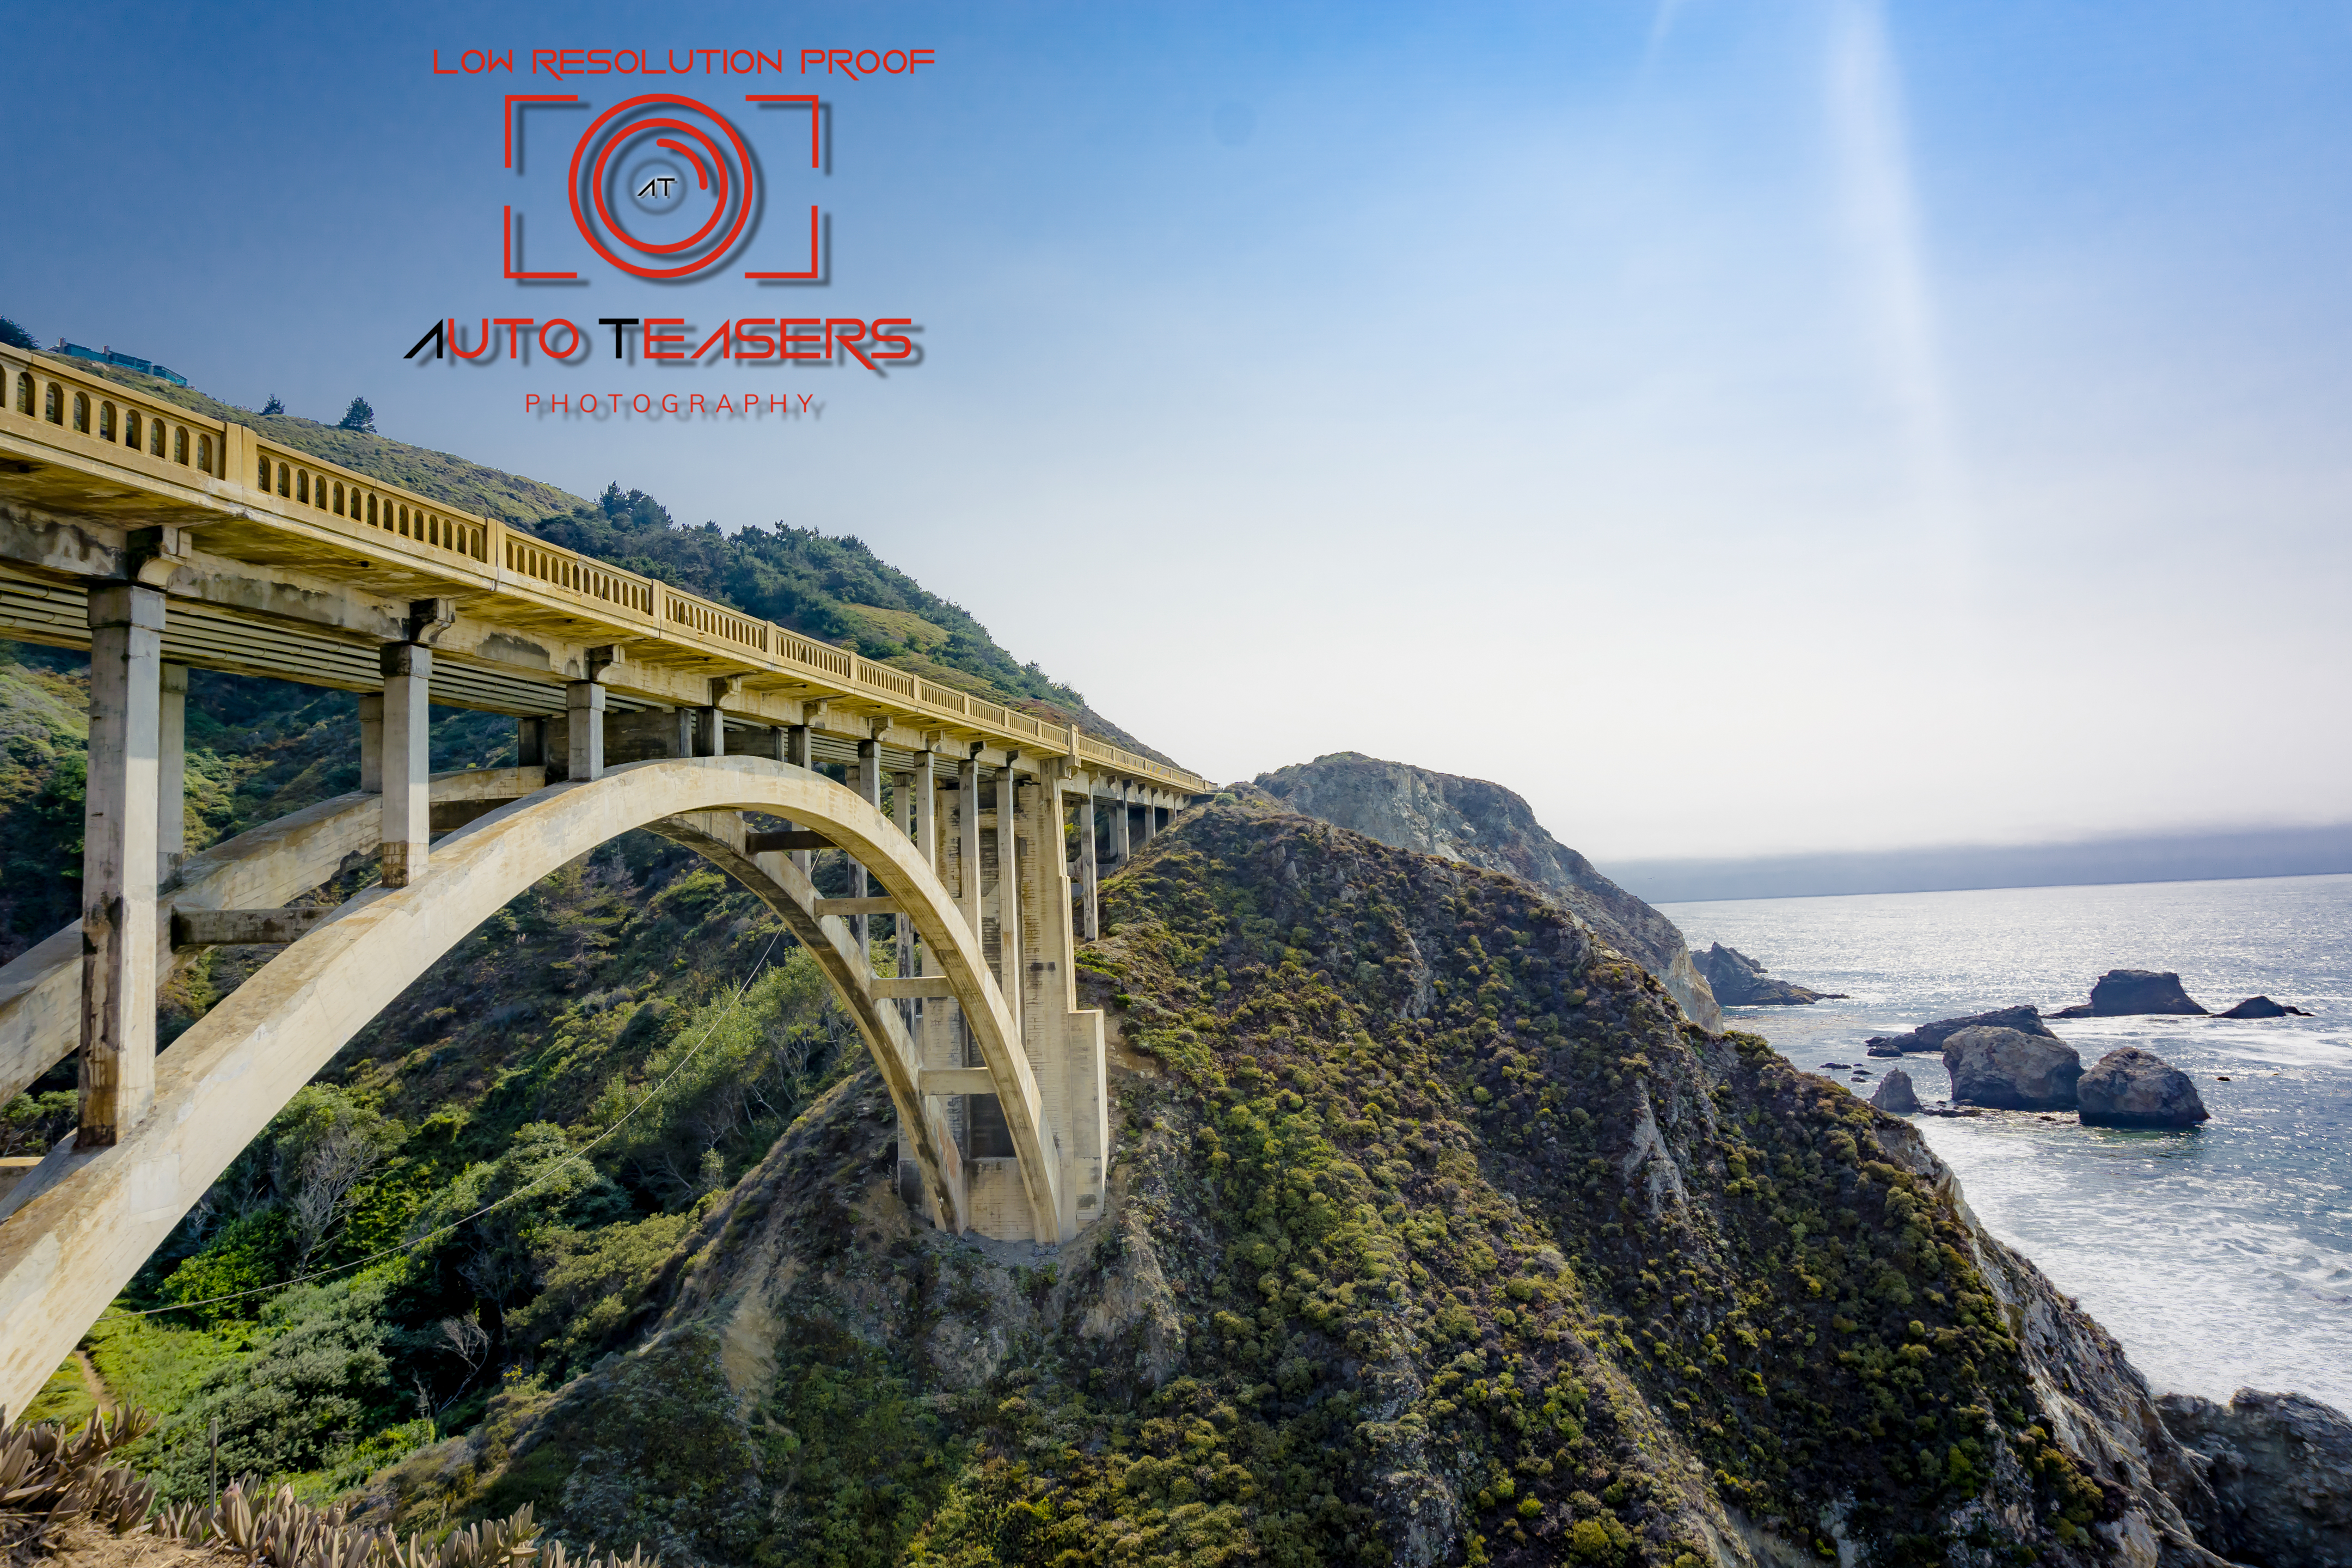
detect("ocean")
[1661,873,2352,1415]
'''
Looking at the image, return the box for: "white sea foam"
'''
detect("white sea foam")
[1667,872,2352,1413]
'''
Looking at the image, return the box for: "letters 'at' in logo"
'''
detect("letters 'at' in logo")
[502,93,822,281]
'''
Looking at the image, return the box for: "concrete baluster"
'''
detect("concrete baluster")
[378,644,431,887]
[78,584,164,1147]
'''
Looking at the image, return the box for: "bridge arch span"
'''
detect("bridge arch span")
[0,756,1054,1417]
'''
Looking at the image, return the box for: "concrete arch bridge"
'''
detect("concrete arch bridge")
[0,345,1205,1419]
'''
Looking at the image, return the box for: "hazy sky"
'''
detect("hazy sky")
[10,2,2349,860]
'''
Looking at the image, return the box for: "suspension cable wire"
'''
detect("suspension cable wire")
[99,927,787,1322]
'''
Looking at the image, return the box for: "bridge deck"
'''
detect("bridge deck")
[0,346,1204,793]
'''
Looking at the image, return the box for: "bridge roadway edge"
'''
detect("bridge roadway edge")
[0,755,1062,1422]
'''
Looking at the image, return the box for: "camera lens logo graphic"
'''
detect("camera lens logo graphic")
[568,95,756,280]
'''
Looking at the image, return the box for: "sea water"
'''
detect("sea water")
[1662,873,2352,1414]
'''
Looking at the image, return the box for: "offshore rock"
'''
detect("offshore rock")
[1869,1068,1920,1113]
[1695,943,1835,1007]
[1944,1025,2085,1111]
[2054,969,2209,1018]
[2218,995,2312,1019]
[2158,1388,2352,1567]
[1254,751,1724,1029]
[1865,1004,2056,1058]
[2078,1047,2209,1129]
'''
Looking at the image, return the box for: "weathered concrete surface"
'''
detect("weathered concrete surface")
[0,768,545,1105]
[0,756,1059,1422]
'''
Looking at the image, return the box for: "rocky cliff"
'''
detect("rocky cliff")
[1255,754,1722,1031]
[368,794,2237,1567]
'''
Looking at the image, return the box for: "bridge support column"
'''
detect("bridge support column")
[911,750,937,872]
[1077,793,1099,940]
[157,663,186,884]
[379,644,430,887]
[1112,782,1132,865]
[516,716,547,769]
[566,681,604,781]
[1031,769,1107,1240]
[78,583,164,1147]
[1138,793,1157,846]
[893,767,914,983]
[786,725,813,878]
[358,694,383,793]
[692,706,725,758]
[853,738,880,966]
[999,764,1021,1039]
[956,754,983,938]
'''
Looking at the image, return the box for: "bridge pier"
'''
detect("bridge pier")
[566,681,604,781]
[158,663,186,884]
[1111,780,1133,865]
[1000,761,1022,1040]
[78,584,164,1148]
[1076,793,1099,940]
[379,644,431,887]
[853,737,881,965]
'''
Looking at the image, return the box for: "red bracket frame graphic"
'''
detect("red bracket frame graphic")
[744,94,822,168]
[505,95,584,279]
[743,95,823,279]
[504,205,578,280]
[505,93,581,169]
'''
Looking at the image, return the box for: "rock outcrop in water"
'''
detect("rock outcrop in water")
[1693,943,1836,1007]
[2054,969,2209,1018]
[2078,1047,2209,1129]
[366,795,2243,1566]
[2218,995,2313,1019]
[1869,1067,1920,1113]
[1254,752,1724,1030]
[1866,1004,2056,1058]
[1945,1025,2085,1110]
[2158,1389,2352,1567]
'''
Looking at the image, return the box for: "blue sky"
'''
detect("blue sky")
[9,2,2349,860]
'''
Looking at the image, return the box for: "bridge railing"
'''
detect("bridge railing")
[7,352,232,487]
[0,348,1210,794]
